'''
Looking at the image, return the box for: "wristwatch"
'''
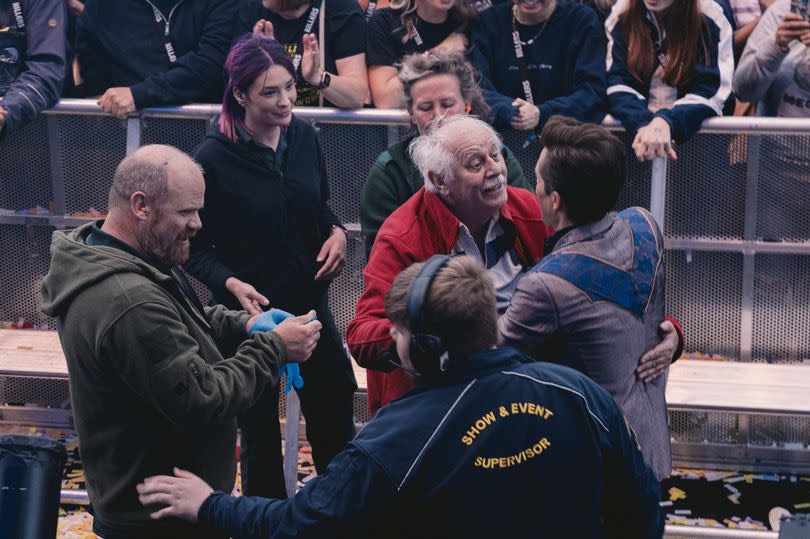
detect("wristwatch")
[312,70,332,90]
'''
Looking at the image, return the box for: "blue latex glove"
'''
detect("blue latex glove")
[248,308,310,392]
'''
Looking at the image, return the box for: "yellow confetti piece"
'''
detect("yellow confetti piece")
[744,474,754,484]
[668,486,687,501]
[794,502,810,509]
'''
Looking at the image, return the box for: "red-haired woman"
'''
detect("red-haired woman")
[605,0,734,161]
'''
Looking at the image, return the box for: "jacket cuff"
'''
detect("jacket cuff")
[492,103,519,129]
[213,268,237,297]
[538,103,554,131]
[665,315,684,363]
[129,83,148,110]
[197,491,231,530]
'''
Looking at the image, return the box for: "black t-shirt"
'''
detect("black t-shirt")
[237,0,366,106]
[366,7,458,67]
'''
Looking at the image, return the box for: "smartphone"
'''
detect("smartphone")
[791,0,810,23]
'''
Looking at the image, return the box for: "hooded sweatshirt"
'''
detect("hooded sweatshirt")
[41,222,287,536]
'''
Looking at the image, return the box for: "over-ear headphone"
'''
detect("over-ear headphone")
[405,254,453,378]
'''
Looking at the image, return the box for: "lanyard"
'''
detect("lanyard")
[510,25,534,105]
[10,2,25,29]
[291,4,321,70]
[365,1,376,21]
[149,1,183,63]
[410,21,423,47]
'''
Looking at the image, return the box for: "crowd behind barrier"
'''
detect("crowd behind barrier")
[2,0,807,141]
[0,102,808,366]
[0,103,809,537]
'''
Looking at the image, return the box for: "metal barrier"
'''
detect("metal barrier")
[2,100,810,401]
[2,102,809,533]
[1,100,802,362]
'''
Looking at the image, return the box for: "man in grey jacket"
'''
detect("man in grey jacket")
[498,116,674,480]
[0,0,66,139]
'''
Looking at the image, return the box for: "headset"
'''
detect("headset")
[403,254,454,379]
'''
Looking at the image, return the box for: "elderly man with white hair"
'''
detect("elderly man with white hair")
[347,115,549,413]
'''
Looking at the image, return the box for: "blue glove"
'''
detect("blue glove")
[248,308,313,393]
[281,363,304,393]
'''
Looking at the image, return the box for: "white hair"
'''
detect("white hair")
[409,115,502,192]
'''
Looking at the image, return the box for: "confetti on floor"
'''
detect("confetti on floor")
[1,425,808,536]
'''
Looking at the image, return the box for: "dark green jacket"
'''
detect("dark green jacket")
[360,134,531,258]
[41,222,286,536]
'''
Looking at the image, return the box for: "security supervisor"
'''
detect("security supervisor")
[41,145,321,539]
[136,255,664,539]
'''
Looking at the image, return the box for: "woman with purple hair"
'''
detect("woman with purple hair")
[185,33,358,498]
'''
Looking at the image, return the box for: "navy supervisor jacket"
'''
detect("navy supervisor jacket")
[605,0,733,141]
[198,347,664,539]
[75,0,236,107]
[0,0,66,138]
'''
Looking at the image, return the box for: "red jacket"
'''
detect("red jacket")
[346,186,550,414]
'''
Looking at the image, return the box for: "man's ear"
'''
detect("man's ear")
[429,171,449,196]
[131,191,149,221]
[551,191,563,213]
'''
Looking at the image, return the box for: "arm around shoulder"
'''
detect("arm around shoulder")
[199,445,396,539]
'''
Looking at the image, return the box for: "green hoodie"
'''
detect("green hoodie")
[360,134,531,259]
[41,223,286,536]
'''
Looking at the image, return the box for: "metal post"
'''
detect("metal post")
[387,125,400,148]
[740,136,761,363]
[650,157,667,230]
[125,117,142,156]
[283,388,302,498]
[46,117,67,217]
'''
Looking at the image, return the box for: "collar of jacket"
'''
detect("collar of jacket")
[550,212,616,253]
[418,187,543,268]
[207,114,299,166]
[407,346,533,394]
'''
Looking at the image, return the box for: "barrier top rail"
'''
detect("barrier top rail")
[44,100,810,135]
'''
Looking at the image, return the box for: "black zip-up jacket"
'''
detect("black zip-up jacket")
[186,115,342,314]
[75,0,236,107]
[0,0,66,138]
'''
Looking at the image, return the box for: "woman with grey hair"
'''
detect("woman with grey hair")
[360,51,531,258]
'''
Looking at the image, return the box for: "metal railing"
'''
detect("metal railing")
[13,101,808,535]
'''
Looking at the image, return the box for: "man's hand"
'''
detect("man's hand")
[635,320,679,382]
[272,310,322,362]
[98,87,136,119]
[314,227,347,281]
[509,98,540,131]
[301,33,322,87]
[632,117,677,161]
[0,107,6,134]
[66,0,85,16]
[253,18,275,39]
[774,13,810,50]
[137,467,213,522]
[227,277,270,316]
